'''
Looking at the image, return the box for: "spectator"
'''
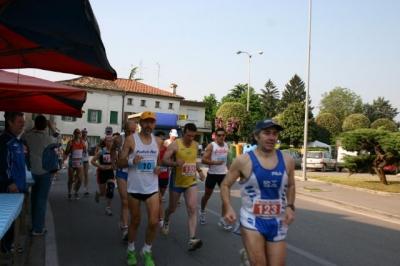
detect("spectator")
[0,111,26,254]
[23,115,61,236]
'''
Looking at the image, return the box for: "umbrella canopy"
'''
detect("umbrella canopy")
[0,0,117,80]
[0,70,87,117]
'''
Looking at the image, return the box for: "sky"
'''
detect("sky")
[10,0,400,119]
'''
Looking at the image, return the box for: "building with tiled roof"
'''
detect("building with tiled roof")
[52,77,211,146]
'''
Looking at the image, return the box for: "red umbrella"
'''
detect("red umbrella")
[0,0,116,80]
[0,70,86,117]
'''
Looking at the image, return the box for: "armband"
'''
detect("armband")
[128,158,134,166]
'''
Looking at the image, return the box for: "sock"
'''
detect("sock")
[142,243,152,253]
[127,242,135,251]
[164,220,169,225]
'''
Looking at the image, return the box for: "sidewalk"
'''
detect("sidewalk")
[18,168,400,266]
[295,175,400,223]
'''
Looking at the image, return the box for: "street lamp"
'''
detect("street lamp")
[236,50,263,111]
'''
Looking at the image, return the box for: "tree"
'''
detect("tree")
[363,97,399,123]
[128,67,142,81]
[342,114,370,132]
[341,128,400,184]
[216,102,251,142]
[315,113,341,141]
[371,118,397,132]
[260,79,280,119]
[280,102,316,147]
[280,74,306,111]
[318,87,362,124]
[203,94,220,138]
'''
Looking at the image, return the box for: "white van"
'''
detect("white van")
[336,146,357,172]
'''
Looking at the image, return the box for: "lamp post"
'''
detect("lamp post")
[236,50,263,112]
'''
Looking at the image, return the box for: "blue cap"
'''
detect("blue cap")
[255,119,283,131]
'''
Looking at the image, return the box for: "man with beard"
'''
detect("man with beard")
[118,111,163,266]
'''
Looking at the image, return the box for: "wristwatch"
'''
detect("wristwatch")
[286,204,295,211]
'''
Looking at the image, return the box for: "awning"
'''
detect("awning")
[0,70,86,117]
[0,0,116,80]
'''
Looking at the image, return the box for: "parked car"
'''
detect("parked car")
[302,151,337,172]
[336,146,357,172]
[281,150,302,169]
[383,162,400,175]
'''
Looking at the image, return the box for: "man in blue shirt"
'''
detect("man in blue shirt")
[0,111,26,254]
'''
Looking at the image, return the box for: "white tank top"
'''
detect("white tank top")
[208,142,229,175]
[127,133,159,194]
[82,139,89,161]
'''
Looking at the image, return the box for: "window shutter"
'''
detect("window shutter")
[61,116,65,121]
[97,110,102,123]
[87,109,92,122]
[73,117,77,121]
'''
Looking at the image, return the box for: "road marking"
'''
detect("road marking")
[287,244,338,266]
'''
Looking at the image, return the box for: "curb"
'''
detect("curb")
[295,176,400,197]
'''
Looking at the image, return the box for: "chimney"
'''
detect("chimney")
[170,83,177,94]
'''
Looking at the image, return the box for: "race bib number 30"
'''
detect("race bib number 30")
[182,163,196,176]
[252,199,282,216]
[137,160,156,172]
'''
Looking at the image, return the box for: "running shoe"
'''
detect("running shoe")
[122,227,129,242]
[240,248,250,266]
[198,210,206,225]
[68,193,72,201]
[84,188,89,196]
[74,193,79,200]
[126,249,137,266]
[140,250,155,266]
[95,191,100,203]
[161,221,169,236]
[106,207,113,216]
[158,218,164,229]
[30,229,48,236]
[188,238,203,251]
[218,217,232,230]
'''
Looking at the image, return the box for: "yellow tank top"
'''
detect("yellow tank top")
[174,139,198,188]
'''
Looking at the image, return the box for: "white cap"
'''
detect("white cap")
[170,129,178,137]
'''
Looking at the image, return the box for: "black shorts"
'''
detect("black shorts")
[205,173,226,189]
[158,178,169,189]
[97,169,114,184]
[129,192,158,202]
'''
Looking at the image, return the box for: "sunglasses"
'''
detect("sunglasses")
[217,134,226,137]
[73,131,81,134]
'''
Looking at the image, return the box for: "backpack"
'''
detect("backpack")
[42,142,62,173]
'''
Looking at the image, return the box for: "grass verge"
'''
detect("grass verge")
[307,176,400,193]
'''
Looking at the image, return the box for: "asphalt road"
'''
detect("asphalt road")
[46,165,400,266]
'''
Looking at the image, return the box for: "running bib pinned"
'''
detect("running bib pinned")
[252,199,282,216]
[137,160,156,172]
[103,154,111,163]
[72,159,82,168]
[182,163,196,176]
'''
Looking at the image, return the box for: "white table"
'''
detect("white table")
[0,193,24,266]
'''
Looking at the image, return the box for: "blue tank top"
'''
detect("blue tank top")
[239,150,289,216]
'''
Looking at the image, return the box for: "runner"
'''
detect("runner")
[110,120,136,241]
[91,136,115,216]
[117,111,163,266]
[199,127,231,229]
[64,128,86,200]
[160,123,206,252]
[221,119,296,266]
[81,127,91,196]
